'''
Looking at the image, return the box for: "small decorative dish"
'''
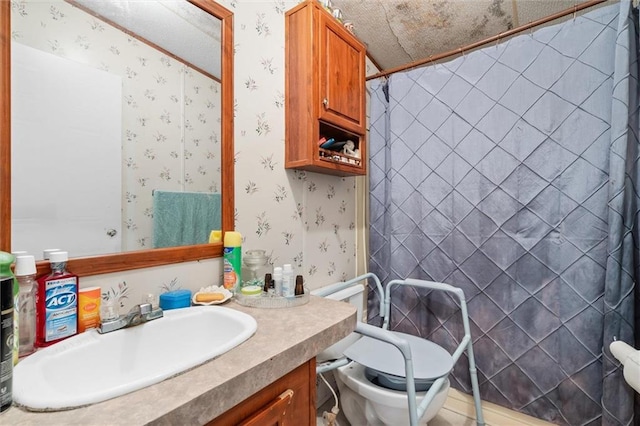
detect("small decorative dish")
[192,285,233,305]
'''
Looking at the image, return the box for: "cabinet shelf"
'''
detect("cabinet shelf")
[318,148,362,167]
[285,0,367,177]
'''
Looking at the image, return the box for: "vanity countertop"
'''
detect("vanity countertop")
[4,295,356,425]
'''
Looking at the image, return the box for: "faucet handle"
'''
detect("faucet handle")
[101,299,119,322]
[137,303,152,315]
[144,293,159,308]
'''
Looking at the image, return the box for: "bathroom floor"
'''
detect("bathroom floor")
[316,388,555,426]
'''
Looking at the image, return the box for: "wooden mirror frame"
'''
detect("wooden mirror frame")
[0,0,234,276]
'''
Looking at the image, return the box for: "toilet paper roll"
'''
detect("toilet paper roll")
[610,341,640,394]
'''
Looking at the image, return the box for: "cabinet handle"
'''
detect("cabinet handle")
[323,98,329,109]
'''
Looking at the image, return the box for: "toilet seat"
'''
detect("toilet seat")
[364,367,435,391]
[343,331,453,382]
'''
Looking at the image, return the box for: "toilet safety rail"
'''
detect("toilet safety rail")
[315,274,485,426]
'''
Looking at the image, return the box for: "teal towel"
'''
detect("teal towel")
[153,191,221,248]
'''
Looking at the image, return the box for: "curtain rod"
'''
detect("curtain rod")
[366,0,608,81]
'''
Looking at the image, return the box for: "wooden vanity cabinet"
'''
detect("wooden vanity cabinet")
[285,0,367,177]
[207,358,316,426]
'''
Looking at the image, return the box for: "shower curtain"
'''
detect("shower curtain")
[368,1,639,424]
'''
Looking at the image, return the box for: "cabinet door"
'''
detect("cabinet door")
[238,389,294,426]
[206,359,316,426]
[318,13,365,133]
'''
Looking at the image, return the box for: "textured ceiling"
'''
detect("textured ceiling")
[331,0,617,73]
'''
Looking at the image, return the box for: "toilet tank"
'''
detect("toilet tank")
[312,283,365,363]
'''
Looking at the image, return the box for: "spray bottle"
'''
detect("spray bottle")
[223,231,242,293]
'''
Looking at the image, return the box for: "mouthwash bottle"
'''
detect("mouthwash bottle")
[0,251,15,413]
[36,251,79,347]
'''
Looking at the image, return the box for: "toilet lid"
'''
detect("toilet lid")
[343,331,453,380]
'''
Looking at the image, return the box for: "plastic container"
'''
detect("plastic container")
[0,251,14,413]
[15,255,37,357]
[223,231,242,292]
[159,289,192,310]
[282,264,294,297]
[78,287,101,333]
[273,267,283,297]
[36,251,79,347]
[242,250,270,290]
[240,285,262,298]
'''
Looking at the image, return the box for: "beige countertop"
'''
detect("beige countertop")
[4,295,356,425]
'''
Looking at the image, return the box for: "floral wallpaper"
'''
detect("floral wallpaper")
[11,0,222,253]
[231,0,362,282]
[12,0,373,313]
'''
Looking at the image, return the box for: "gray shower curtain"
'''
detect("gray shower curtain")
[368,1,639,425]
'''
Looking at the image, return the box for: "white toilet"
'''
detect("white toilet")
[335,362,450,425]
[314,281,454,426]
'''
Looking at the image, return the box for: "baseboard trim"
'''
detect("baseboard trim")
[443,388,555,426]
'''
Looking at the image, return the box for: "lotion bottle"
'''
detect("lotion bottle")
[273,267,283,297]
[282,264,294,297]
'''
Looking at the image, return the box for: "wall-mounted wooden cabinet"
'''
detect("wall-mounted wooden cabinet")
[285,0,367,177]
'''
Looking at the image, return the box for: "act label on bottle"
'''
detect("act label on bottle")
[45,278,77,342]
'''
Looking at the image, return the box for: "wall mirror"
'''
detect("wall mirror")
[0,0,234,276]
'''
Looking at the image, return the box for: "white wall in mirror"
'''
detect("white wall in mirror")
[12,42,122,257]
[11,0,222,257]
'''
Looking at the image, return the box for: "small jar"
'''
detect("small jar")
[241,249,270,289]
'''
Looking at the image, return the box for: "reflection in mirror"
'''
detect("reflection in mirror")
[12,0,222,259]
[0,0,234,275]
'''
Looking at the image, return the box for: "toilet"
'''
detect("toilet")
[314,282,452,426]
[335,362,449,425]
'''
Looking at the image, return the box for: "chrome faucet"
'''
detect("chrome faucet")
[98,303,164,334]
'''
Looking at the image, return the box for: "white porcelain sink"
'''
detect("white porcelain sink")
[13,305,257,411]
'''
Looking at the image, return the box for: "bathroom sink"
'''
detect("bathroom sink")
[13,305,257,411]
